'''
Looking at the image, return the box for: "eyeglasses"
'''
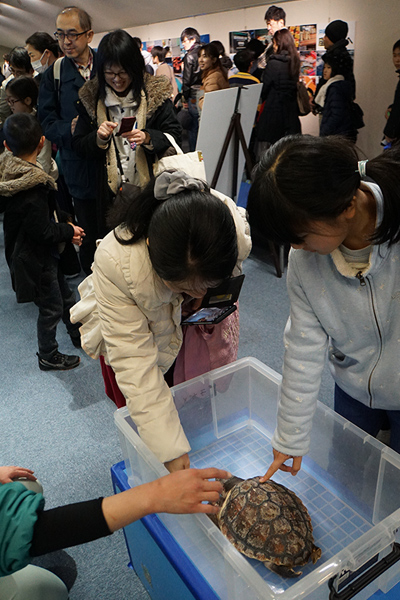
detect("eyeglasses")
[6,97,22,106]
[104,70,129,80]
[54,30,90,42]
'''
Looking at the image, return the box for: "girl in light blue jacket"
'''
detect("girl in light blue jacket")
[247,135,400,480]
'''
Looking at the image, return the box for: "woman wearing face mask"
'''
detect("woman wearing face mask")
[71,28,181,239]
[25,32,58,80]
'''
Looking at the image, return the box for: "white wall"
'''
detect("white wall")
[93,0,400,158]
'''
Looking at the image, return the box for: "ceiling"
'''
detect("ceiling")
[0,0,272,50]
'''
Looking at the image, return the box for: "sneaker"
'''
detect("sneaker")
[37,351,80,371]
[69,330,81,348]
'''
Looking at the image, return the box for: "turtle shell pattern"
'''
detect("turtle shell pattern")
[218,477,317,569]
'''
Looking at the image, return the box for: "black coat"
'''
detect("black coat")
[319,80,356,138]
[384,70,400,140]
[71,75,182,237]
[182,43,202,101]
[257,53,301,144]
[0,155,74,302]
[314,40,356,101]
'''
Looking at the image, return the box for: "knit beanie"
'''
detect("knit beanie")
[325,20,348,44]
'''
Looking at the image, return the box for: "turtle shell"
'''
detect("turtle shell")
[218,477,320,572]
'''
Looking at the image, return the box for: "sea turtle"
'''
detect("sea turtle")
[213,476,321,577]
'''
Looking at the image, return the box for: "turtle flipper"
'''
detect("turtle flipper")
[264,561,302,578]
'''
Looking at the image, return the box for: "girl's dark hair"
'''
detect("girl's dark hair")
[9,47,32,72]
[247,134,400,246]
[273,29,300,80]
[109,179,238,284]
[25,32,59,59]
[6,76,39,106]
[393,39,400,52]
[96,29,145,103]
[210,40,226,56]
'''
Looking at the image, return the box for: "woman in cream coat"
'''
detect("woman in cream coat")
[71,170,251,472]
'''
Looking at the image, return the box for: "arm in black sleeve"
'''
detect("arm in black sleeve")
[72,101,108,160]
[144,100,182,155]
[30,498,111,557]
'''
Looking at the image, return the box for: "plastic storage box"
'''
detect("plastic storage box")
[114,357,400,600]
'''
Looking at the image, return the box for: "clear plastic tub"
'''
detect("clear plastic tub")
[114,357,400,600]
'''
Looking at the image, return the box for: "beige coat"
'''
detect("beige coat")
[156,63,179,100]
[70,190,251,463]
[198,67,229,110]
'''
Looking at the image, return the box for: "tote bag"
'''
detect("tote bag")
[153,133,207,181]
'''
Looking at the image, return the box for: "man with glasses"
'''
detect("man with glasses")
[38,6,98,275]
[0,47,36,125]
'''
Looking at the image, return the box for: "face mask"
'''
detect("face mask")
[31,51,48,74]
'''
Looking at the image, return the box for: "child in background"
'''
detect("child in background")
[228,49,260,87]
[0,113,84,370]
[4,76,56,176]
[247,135,400,481]
[314,56,357,140]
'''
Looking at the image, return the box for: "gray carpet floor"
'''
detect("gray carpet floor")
[0,228,333,599]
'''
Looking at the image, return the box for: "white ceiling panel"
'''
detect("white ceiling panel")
[0,0,271,49]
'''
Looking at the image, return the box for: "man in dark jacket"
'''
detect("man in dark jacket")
[0,113,83,370]
[181,27,202,151]
[38,6,98,274]
[383,39,400,145]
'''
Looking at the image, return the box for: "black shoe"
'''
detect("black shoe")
[69,330,81,348]
[37,351,80,371]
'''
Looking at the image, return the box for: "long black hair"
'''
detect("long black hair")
[273,29,300,80]
[247,134,400,246]
[108,179,238,285]
[96,29,145,104]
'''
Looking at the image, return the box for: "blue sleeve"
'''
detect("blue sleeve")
[38,64,74,150]
[0,482,44,577]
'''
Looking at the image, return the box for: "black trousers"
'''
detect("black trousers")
[72,197,98,275]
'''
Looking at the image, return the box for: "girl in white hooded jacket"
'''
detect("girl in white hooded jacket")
[247,135,400,481]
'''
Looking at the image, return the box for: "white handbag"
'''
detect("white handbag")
[153,133,206,181]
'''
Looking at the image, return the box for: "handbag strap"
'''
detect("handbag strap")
[106,107,125,182]
[163,132,184,156]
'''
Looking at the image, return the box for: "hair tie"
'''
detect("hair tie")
[357,160,368,178]
[154,170,205,200]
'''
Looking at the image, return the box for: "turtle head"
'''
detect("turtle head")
[220,475,244,494]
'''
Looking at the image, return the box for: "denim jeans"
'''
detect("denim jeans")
[187,100,199,152]
[334,384,400,453]
[34,256,79,359]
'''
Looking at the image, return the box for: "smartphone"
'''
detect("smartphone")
[181,274,245,326]
[116,116,136,136]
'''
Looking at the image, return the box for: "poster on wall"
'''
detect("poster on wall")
[143,34,210,75]
[229,22,355,95]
